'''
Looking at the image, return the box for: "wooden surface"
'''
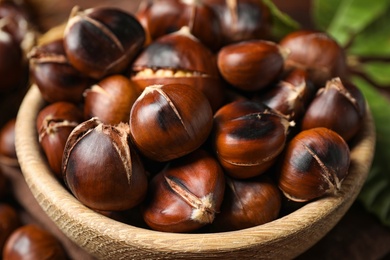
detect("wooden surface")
[14,85,375,259]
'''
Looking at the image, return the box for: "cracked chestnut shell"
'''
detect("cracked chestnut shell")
[28,39,92,104]
[301,77,366,142]
[217,40,287,91]
[129,83,213,162]
[212,175,281,232]
[64,6,145,79]
[36,102,84,179]
[213,100,292,179]
[142,149,225,233]
[83,74,139,125]
[279,30,347,87]
[130,27,224,112]
[62,117,148,211]
[278,127,351,202]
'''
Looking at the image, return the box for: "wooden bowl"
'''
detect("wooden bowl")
[15,85,375,259]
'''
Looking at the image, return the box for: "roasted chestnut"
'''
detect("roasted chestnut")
[211,175,281,232]
[28,38,93,104]
[36,102,84,179]
[63,6,145,79]
[142,149,225,233]
[0,118,18,167]
[203,0,271,45]
[83,74,139,125]
[130,27,224,111]
[213,100,292,179]
[0,203,21,253]
[278,127,351,202]
[301,77,366,142]
[279,30,347,87]
[62,117,148,211]
[217,40,287,91]
[130,83,213,162]
[3,225,68,260]
[136,0,223,51]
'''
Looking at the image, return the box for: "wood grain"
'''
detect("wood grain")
[14,85,376,259]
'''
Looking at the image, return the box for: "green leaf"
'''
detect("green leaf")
[353,76,390,227]
[361,62,390,87]
[312,0,341,30]
[262,0,300,40]
[315,0,390,47]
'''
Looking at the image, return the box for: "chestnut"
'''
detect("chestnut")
[278,127,351,202]
[203,0,271,45]
[0,203,21,253]
[129,83,213,162]
[0,118,18,167]
[62,117,148,211]
[28,38,93,104]
[301,77,366,142]
[217,40,287,92]
[211,175,281,232]
[63,6,145,79]
[142,149,225,233]
[253,68,316,120]
[3,225,67,260]
[0,168,9,200]
[279,30,347,87]
[83,74,139,125]
[213,100,292,179]
[130,27,224,112]
[136,0,223,51]
[36,101,84,179]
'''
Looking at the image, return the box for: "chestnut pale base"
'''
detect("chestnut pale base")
[15,85,376,259]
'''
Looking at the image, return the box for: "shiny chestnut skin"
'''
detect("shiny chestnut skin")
[217,40,287,91]
[28,39,93,104]
[62,117,148,211]
[212,175,281,232]
[36,102,84,179]
[3,225,68,260]
[84,74,139,125]
[0,204,21,253]
[301,77,366,142]
[279,30,347,87]
[278,127,351,202]
[203,0,271,45]
[0,118,18,167]
[63,6,145,79]
[136,0,222,51]
[253,68,316,120]
[142,149,225,233]
[130,27,224,112]
[130,83,213,162]
[213,100,292,179]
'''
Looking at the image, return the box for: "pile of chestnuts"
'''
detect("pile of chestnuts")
[31,0,367,234]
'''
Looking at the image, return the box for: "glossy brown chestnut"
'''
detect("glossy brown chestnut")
[203,0,271,45]
[136,0,223,51]
[3,225,67,260]
[301,77,366,142]
[217,40,287,91]
[213,100,292,179]
[0,203,21,253]
[279,30,347,87]
[0,118,18,167]
[83,74,139,125]
[278,127,351,202]
[212,175,281,232]
[36,102,84,179]
[142,149,225,233]
[130,27,224,112]
[253,68,316,120]
[63,6,145,79]
[28,38,93,104]
[62,117,148,211]
[130,83,213,162]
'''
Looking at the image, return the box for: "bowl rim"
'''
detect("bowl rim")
[15,85,376,259]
